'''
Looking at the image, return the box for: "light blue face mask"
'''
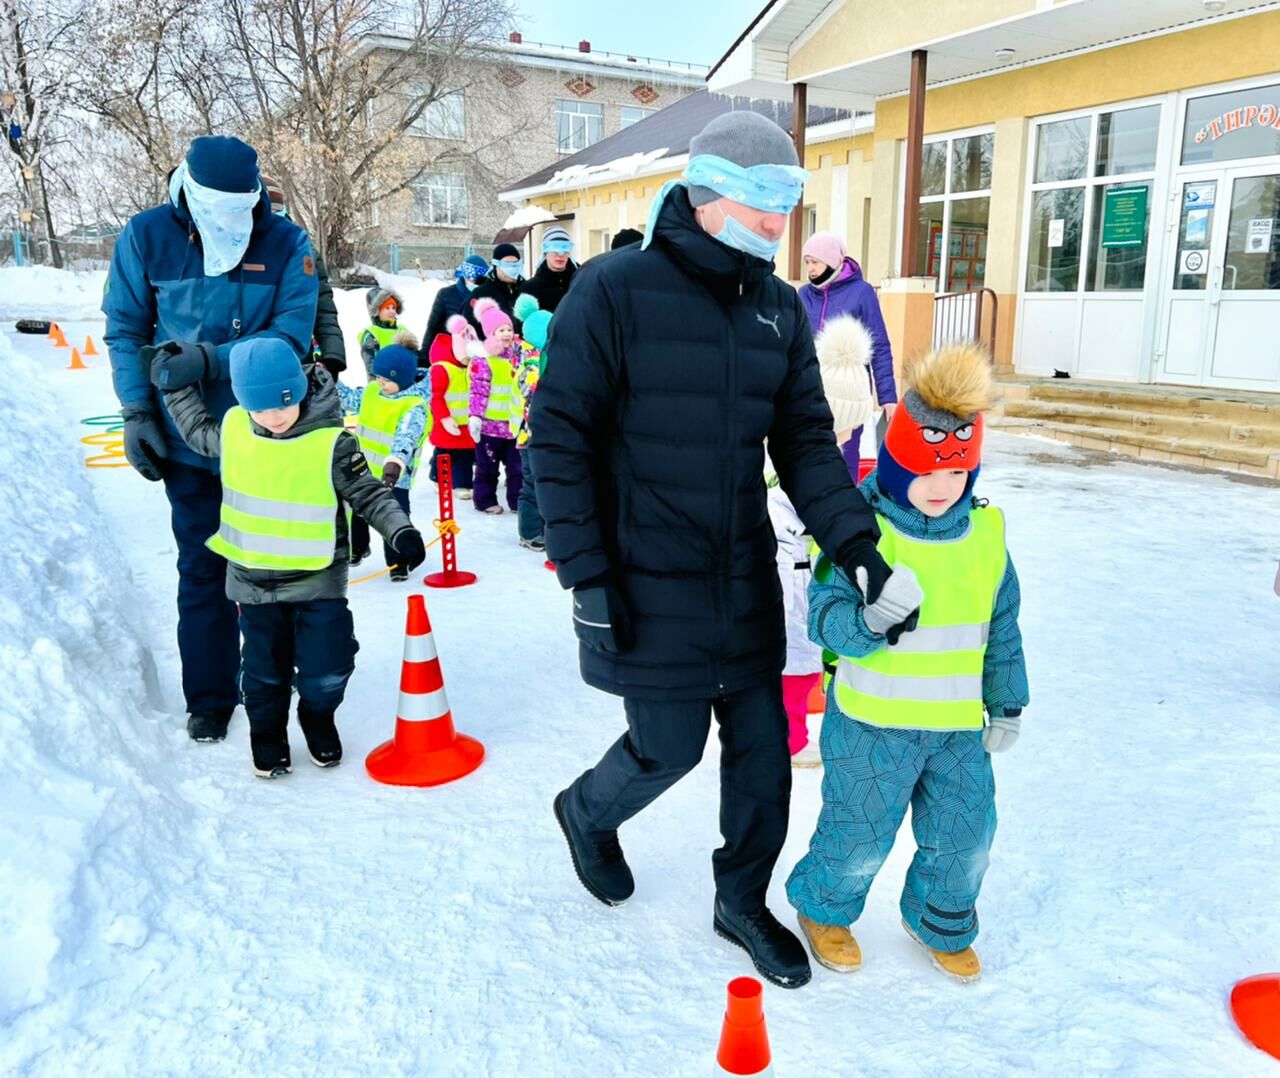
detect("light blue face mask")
[704,202,782,262]
[171,162,261,277]
[493,260,525,278]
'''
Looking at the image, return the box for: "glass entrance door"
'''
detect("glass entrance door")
[1162,167,1280,388]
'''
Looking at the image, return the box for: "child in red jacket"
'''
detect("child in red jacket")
[426,318,480,497]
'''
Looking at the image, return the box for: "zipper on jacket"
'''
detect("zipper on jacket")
[716,291,738,685]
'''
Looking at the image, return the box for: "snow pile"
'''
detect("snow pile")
[0,266,108,322]
[0,333,177,1028]
[327,273,448,385]
[500,204,557,230]
[547,148,676,190]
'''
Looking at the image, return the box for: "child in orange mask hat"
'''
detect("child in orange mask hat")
[788,343,1029,985]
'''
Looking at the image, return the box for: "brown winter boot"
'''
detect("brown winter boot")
[902,920,981,983]
[797,913,862,973]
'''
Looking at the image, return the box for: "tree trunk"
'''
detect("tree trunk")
[34,162,63,269]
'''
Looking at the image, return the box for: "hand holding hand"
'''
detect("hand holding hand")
[148,340,215,390]
[856,564,924,639]
[381,461,402,488]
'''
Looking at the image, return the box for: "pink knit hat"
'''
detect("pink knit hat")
[802,230,847,271]
[474,297,512,339]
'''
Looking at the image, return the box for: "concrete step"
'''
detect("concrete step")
[992,416,1280,478]
[1000,398,1280,450]
[998,377,1280,426]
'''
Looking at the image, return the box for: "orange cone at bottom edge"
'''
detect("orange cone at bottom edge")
[1231,974,1280,1061]
[716,977,774,1076]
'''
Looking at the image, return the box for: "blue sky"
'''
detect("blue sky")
[512,0,763,69]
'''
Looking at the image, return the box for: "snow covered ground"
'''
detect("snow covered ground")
[2,272,1279,1076]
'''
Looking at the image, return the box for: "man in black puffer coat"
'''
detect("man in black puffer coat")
[532,112,921,990]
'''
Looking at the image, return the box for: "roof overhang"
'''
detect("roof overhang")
[709,0,1280,107]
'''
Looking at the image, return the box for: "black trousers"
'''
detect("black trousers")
[562,681,791,913]
[238,599,359,735]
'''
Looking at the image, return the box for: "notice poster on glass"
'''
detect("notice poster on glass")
[1184,181,1216,210]
[1048,219,1065,248]
[1101,186,1148,248]
[1247,217,1274,254]
[1185,208,1210,246]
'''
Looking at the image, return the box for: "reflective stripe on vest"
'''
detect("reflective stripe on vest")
[830,508,1006,732]
[444,362,470,426]
[206,407,341,571]
[483,355,517,424]
[355,385,428,479]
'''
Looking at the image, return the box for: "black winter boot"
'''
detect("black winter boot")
[349,545,370,567]
[250,733,292,779]
[187,709,234,743]
[298,704,343,768]
[553,789,634,907]
[389,565,410,582]
[714,899,812,989]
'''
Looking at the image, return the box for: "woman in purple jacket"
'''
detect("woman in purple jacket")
[798,231,897,473]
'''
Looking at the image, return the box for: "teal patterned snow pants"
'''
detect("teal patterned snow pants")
[786,704,997,953]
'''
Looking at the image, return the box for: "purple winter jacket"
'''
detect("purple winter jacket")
[798,257,898,407]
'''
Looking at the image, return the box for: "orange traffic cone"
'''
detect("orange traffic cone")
[365,594,484,787]
[83,336,100,356]
[716,977,774,1076]
[48,323,68,348]
[1231,974,1280,1060]
[67,347,87,371]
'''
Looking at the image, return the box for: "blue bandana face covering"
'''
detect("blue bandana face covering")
[493,260,525,278]
[170,163,261,277]
[640,153,809,259]
[542,241,573,257]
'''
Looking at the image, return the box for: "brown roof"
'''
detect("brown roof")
[501,89,849,196]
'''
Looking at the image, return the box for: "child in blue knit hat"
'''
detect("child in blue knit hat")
[151,338,426,778]
[334,340,431,580]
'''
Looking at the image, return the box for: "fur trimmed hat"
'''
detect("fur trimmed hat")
[877,344,996,508]
[366,286,403,321]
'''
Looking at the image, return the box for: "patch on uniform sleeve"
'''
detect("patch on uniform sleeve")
[347,451,368,474]
[303,256,315,277]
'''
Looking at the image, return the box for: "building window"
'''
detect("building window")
[915,130,993,292]
[1026,104,1160,293]
[1181,83,1280,166]
[620,106,656,129]
[412,173,468,227]
[556,100,603,153]
[410,89,465,140]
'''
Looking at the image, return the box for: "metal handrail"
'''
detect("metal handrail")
[933,287,998,356]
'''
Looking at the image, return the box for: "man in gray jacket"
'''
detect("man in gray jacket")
[153,339,425,777]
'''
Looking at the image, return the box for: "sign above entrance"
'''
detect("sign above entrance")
[1182,84,1280,166]
[1101,186,1148,248]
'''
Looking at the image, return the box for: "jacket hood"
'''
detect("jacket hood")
[366,286,404,320]
[250,364,342,439]
[858,470,978,541]
[651,185,776,296]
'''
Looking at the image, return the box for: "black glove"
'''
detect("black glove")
[148,340,215,390]
[389,527,426,571]
[885,610,920,647]
[842,538,893,605]
[121,403,168,482]
[572,580,633,655]
[381,461,402,488]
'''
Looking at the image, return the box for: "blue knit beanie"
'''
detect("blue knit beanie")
[372,344,417,387]
[230,338,307,411]
[186,136,260,194]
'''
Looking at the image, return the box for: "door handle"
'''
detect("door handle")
[1225,264,1239,290]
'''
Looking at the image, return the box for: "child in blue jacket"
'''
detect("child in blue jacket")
[787,344,1028,984]
[335,342,430,580]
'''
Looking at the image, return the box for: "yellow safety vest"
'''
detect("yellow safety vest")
[483,355,517,426]
[825,507,1006,732]
[206,407,342,571]
[361,323,399,351]
[355,385,429,479]
[444,361,470,427]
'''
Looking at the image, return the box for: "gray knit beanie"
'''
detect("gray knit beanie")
[686,111,800,208]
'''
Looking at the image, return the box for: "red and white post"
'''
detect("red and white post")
[425,452,477,589]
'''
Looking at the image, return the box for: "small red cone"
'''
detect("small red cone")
[716,977,774,1076]
[83,336,100,356]
[49,323,68,348]
[1231,974,1280,1060]
[365,595,484,787]
[67,347,87,371]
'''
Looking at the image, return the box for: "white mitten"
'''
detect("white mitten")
[855,564,923,636]
[468,417,484,442]
[983,710,1022,753]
